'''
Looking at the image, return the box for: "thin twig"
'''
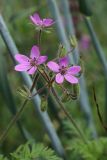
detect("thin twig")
[31,83,48,98]
[38,29,42,47]
[51,86,87,144]
[0,74,44,143]
[93,87,107,133]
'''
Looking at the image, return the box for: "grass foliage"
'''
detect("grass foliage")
[0,142,62,160]
[0,0,107,159]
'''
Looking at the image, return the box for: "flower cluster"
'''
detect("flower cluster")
[15,13,81,85]
[30,13,54,29]
[15,45,47,74]
[47,57,81,84]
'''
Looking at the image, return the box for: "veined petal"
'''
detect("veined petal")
[43,18,54,27]
[37,56,48,65]
[33,13,41,22]
[64,74,79,84]
[15,54,29,63]
[30,13,41,25]
[67,66,81,75]
[47,61,59,72]
[55,73,64,84]
[15,63,31,71]
[30,16,38,25]
[27,66,37,75]
[59,56,69,67]
[30,45,40,59]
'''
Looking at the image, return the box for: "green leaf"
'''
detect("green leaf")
[0,155,8,160]
[67,138,107,160]
[11,141,62,160]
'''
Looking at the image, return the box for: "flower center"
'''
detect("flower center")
[30,58,37,67]
[59,66,67,75]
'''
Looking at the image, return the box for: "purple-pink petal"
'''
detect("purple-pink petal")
[15,63,31,71]
[67,66,81,75]
[37,56,48,65]
[27,66,37,75]
[47,61,59,72]
[64,74,78,84]
[59,56,69,67]
[30,13,41,25]
[30,16,38,25]
[33,13,41,21]
[55,73,64,84]
[15,54,29,63]
[43,18,54,27]
[30,45,40,59]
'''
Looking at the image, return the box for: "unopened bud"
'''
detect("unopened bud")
[70,35,77,48]
[77,57,84,77]
[57,43,63,56]
[78,0,93,17]
[17,85,31,99]
[62,82,80,101]
[61,91,71,103]
[72,84,80,99]
[58,45,67,58]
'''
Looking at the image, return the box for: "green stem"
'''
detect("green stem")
[0,100,28,144]
[38,29,42,47]
[30,73,38,92]
[37,68,49,82]
[31,83,48,98]
[0,75,45,144]
[51,86,87,144]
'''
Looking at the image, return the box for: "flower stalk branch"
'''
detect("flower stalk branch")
[51,86,87,144]
[38,29,42,47]
[0,71,47,144]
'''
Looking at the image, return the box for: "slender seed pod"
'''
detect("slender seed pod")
[77,57,84,77]
[17,85,31,99]
[62,82,80,101]
[78,0,93,16]
[61,91,71,103]
[72,84,80,99]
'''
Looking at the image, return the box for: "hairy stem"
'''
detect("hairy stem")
[0,75,45,143]
[38,29,42,47]
[31,83,48,98]
[51,86,87,144]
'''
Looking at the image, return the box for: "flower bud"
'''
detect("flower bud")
[78,0,93,16]
[58,44,67,58]
[17,85,31,99]
[71,84,80,99]
[62,82,80,101]
[61,91,71,103]
[70,35,77,48]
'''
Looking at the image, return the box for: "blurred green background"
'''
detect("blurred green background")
[0,0,107,158]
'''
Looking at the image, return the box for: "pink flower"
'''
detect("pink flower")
[30,13,54,28]
[15,45,47,75]
[47,57,81,84]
